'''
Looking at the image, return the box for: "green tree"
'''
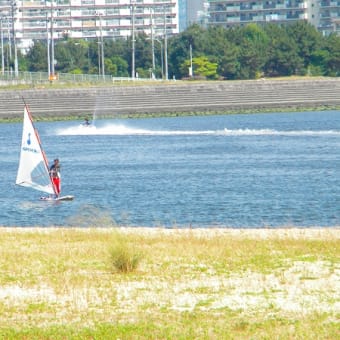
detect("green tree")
[287,21,322,74]
[133,33,152,77]
[235,24,269,79]
[218,45,240,80]
[323,33,340,76]
[106,56,129,77]
[168,24,207,79]
[264,24,303,77]
[18,49,28,72]
[204,26,230,58]
[309,49,329,76]
[54,38,89,73]
[25,40,48,72]
[181,56,218,79]
[21,22,340,80]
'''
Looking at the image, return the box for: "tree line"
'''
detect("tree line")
[13,21,340,80]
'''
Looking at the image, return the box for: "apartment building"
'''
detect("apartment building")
[0,0,338,53]
[0,0,179,48]
[207,0,340,35]
[317,0,340,34]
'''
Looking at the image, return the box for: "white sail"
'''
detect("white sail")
[16,106,56,195]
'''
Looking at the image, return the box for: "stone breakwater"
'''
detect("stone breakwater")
[0,78,340,120]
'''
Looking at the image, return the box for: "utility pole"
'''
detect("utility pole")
[131,0,136,79]
[97,35,101,76]
[50,0,55,79]
[150,8,155,79]
[100,16,105,79]
[189,44,193,77]
[155,39,164,79]
[11,0,18,77]
[163,6,168,81]
[98,13,105,79]
[0,18,4,75]
[46,7,50,79]
[7,17,11,62]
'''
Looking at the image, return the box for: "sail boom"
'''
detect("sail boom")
[16,180,55,195]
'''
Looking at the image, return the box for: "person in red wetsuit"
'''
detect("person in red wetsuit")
[49,158,61,197]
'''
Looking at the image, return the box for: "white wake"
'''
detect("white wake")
[56,124,340,137]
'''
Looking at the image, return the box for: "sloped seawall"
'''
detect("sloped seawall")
[0,78,339,120]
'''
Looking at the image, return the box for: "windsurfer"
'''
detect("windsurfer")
[49,158,61,197]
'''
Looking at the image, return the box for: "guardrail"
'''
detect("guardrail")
[0,71,158,85]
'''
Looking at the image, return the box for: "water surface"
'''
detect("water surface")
[1,111,339,228]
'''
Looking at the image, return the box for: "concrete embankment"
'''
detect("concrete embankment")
[0,78,339,120]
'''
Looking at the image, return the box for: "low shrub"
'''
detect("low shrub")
[109,234,143,273]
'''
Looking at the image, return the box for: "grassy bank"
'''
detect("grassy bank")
[0,227,339,339]
[1,105,340,124]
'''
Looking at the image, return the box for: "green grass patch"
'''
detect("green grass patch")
[0,312,338,339]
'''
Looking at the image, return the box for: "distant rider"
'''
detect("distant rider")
[49,158,61,197]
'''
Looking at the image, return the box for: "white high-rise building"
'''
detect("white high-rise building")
[0,0,179,48]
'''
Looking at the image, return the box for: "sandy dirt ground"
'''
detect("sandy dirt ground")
[0,227,339,325]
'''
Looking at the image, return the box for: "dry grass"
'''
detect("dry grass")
[0,227,339,339]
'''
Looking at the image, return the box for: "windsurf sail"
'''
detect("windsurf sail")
[16,105,57,195]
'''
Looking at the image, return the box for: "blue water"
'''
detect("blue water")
[1,111,339,228]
